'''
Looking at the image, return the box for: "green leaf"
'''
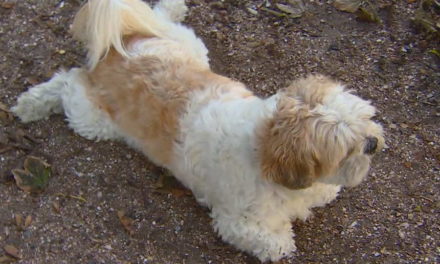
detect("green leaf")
[12,156,52,193]
[429,49,440,57]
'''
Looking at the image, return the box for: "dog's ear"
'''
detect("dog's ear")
[258,97,321,189]
[261,149,316,189]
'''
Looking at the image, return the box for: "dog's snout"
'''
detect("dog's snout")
[364,137,378,154]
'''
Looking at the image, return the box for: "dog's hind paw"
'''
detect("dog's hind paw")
[12,91,61,123]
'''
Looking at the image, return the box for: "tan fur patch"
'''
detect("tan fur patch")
[86,48,252,166]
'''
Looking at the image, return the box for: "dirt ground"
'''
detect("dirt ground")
[0,0,439,263]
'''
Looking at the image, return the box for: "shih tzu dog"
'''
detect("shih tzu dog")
[12,0,384,262]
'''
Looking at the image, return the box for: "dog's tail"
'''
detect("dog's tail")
[71,0,167,68]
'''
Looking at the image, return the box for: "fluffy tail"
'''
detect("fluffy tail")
[71,0,167,68]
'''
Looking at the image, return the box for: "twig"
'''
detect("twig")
[55,193,87,203]
[421,101,437,106]
[260,7,288,17]
[0,146,13,154]
[418,195,434,203]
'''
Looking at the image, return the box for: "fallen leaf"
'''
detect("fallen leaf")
[246,7,258,15]
[0,255,15,264]
[14,214,23,229]
[412,0,440,36]
[154,174,191,197]
[334,0,381,22]
[12,156,52,193]
[117,210,134,235]
[428,49,440,57]
[0,2,14,9]
[333,0,362,13]
[0,102,9,112]
[357,4,381,23]
[3,245,20,259]
[0,102,12,125]
[170,188,186,198]
[25,77,40,86]
[275,0,305,18]
[414,205,422,212]
[52,201,61,213]
[24,215,32,228]
[0,112,10,124]
[403,161,412,168]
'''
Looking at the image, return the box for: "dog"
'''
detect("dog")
[12,0,384,261]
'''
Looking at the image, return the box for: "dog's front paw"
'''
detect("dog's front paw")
[255,236,297,262]
[213,213,297,262]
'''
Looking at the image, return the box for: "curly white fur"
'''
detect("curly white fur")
[12,0,384,262]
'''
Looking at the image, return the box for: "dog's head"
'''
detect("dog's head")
[258,75,384,189]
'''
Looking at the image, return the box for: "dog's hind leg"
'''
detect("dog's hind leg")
[154,0,188,23]
[13,68,121,141]
[59,69,121,141]
[12,70,69,123]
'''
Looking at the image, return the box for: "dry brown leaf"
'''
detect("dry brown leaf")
[413,0,440,36]
[0,102,12,125]
[357,5,381,23]
[52,201,61,213]
[0,111,12,125]
[24,215,32,228]
[25,77,40,86]
[170,188,186,198]
[333,0,362,13]
[0,102,9,112]
[154,174,191,197]
[14,214,32,230]
[3,245,20,259]
[117,210,134,235]
[0,2,14,9]
[0,255,15,264]
[14,214,22,228]
[275,0,305,18]
[403,162,413,168]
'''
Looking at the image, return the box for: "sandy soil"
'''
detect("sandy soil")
[0,0,439,263]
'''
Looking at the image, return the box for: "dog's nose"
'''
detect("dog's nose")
[364,137,378,154]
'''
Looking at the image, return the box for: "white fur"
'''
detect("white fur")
[12,0,381,262]
[172,93,341,261]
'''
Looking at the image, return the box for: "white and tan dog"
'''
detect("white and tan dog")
[12,0,384,261]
